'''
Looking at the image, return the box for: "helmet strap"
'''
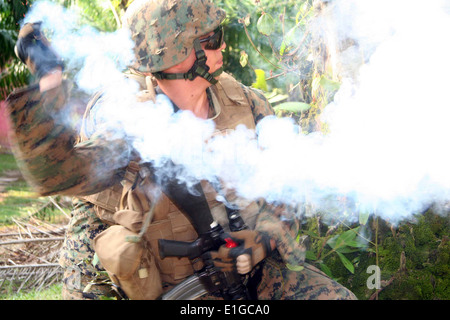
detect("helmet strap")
[152,39,222,85]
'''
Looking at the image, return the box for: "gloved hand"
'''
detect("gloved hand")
[207,230,273,274]
[14,22,64,80]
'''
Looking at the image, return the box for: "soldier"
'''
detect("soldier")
[6,0,356,300]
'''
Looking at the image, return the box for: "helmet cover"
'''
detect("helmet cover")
[124,0,226,73]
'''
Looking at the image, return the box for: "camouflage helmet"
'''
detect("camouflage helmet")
[124,0,226,74]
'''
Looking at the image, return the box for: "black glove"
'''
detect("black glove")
[15,22,64,79]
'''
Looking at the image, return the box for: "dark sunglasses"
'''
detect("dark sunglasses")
[199,25,224,50]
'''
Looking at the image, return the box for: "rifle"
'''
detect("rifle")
[157,175,250,300]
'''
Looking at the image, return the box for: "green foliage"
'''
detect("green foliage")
[54,0,130,32]
[256,12,275,36]
[0,0,33,99]
[302,222,369,278]
[0,283,62,300]
[0,0,132,100]
[251,69,268,91]
[0,0,30,66]
[217,0,272,86]
[273,101,311,116]
[301,209,449,300]
[222,0,343,135]
[376,211,449,300]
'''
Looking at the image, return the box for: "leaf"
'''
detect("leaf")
[320,263,333,278]
[336,252,355,274]
[296,1,311,24]
[92,253,100,267]
[346,240,369,248]
[280,24,299,56]
[285,25,299,44]
[339,227,360,244]
[243,14,251,27]
[319,75,341,92]
[100,296,117,300]
[239,51,248,68]
[265,89,287,101]
[268,93,288,104]
[327,227,360,251]
[326,234,338,249]
[306,250,318,261]
[327,233,345,249]
[264,89,279,100]
[257,12,274,36]
[359,211,370,225]
[279,41,287,56]
[273,102,311,114]
[304,230,319,238]
[336,246,361,254]
[286,263,305,272]
[251,69,268,91]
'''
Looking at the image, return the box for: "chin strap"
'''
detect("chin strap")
[152,39,223,85]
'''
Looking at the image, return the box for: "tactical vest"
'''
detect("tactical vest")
[82,73,260,284]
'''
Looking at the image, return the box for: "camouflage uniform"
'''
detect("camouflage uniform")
[6,0,357,300]
[6,74,356,300]
[59,199,112,299]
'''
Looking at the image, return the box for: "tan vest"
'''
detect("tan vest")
[83,73,260,284]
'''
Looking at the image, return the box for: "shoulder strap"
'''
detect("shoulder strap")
[215,72,247,106]
[77,90,104,143]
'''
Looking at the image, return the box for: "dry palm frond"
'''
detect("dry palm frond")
[0,204,68,295]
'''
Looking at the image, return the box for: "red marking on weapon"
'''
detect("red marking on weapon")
[225,238,238,248]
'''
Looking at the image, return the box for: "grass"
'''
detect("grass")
[0,151,18,174]
[0,283,62,300]
[0,152,70,225]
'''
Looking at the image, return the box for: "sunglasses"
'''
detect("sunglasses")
[199,25,224,50]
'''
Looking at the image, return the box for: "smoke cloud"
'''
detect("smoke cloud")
[23,0,450,224]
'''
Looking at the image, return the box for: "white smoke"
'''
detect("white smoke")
[310,0,450,221]
[24,0,450,224]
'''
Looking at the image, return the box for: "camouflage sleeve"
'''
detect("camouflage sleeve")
[240,85,275,125]
[255,202,306,266]
[5,82,130,197]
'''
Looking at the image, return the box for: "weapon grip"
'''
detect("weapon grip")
[158,239,202,260]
